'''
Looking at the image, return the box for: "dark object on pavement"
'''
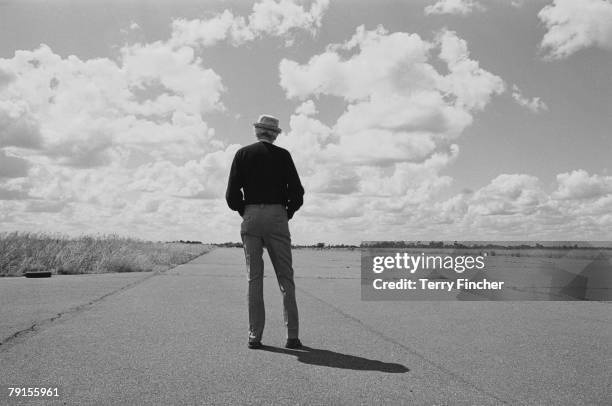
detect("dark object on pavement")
[248,341,262,349]
[285,338,303,349]
[24,271,52,278]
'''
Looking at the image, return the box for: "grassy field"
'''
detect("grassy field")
[0,232,213,277]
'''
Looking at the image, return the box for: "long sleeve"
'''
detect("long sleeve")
[226,151,245,216]
[285,153,304,219]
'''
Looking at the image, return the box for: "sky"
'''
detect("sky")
[0,0,611,244]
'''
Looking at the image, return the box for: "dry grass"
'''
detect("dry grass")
[0,232,213,277]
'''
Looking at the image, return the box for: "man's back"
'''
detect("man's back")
[226,113,304,349]
[226,141,304,218]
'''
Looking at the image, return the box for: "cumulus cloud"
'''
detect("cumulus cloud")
[0,43,223,169]
[129,145,240,200]
[1,1,610,242]
[511,85,548,113]
[414,171,612,239]
[0,0,330,171]
[468,174,545,216]
[424,0,484,16]
[553,169,612,200]
[0,1,319,240]
[170,0,329,47]
[295,100,317,116]
[0,101,42,148]
[279,25,503,201]
[538,0,612,59]
[436,30,506,110]
[281,25,437,101]
[0,150,30,178]
[0,69,15,88]
[274,24,611,240]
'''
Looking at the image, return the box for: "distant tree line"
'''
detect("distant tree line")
[207,242,360,249]
[292,243,359,249]
[214,242,244,248]
[361,241,609,250]
[189,241,610,250]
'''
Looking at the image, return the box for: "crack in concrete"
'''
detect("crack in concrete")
[0,251,559,404]
[0,249,216,352]
[0,264,186,352]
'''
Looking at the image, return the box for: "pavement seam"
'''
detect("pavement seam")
[1,268,170,352]
[296,286,520,406]
[0,249,218,352]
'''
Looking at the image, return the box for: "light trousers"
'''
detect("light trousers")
[240,204,299,341]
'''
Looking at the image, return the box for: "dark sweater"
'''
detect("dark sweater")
[225,141,304,219]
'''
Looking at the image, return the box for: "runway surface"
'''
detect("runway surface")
[1,248,610,405]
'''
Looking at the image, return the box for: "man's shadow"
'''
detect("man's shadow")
[260,346,409,373]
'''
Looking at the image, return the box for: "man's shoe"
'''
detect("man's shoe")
[285,338,303,349]
[248,341,262,349]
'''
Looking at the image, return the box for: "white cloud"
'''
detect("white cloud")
[0,69,15,88]
[553,169,612,200]
[436,30,506,111]
[275,25,611,241]
[413,171,612,240]
[511,85,548,113]
[0,100,41,148]
[307,166,361,194]
[424,0,484,16]
[128,145,240,200]
[275,26,516,238]
[170,0,329,47]
[120,21,141,35]
[538,0,612,59]
[0,43,224,167]
[279,25,502,189]
[1,2,610,243]
[280,25,439,101]
[170,10,253,47]
[249,0,328,37]
[295,100,317,116]
[0,18,239,240]
[468,174,546,216]
[0,150,30,178]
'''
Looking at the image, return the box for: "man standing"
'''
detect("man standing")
[226,114,305,350]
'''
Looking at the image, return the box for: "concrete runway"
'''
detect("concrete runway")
[0,272,153,345]
[1,248,610,405]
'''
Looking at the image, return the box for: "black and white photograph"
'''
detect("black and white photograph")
[1,0,611,404]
